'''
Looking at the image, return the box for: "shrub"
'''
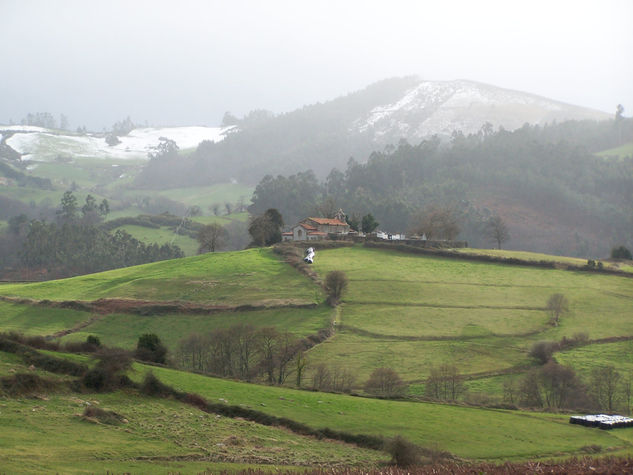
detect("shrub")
[364,367,407,398]
[135,333,167,364]
[86,335,101,347]
[611,245,632,260]
[529,341,559,364]
[83,348,132,392]
[141,372,178,398]
[385,435,421,467]
[0,373,56,396]
[324,270,348,306]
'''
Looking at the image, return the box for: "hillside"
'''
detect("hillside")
[2,244,633,470]
[0,125,233,162]
[135,77,611,186]
[352,79,609,145]
[2,244,632,397]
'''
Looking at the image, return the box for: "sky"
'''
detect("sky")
[2,0,632,131]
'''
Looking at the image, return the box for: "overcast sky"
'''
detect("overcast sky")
[2,0,632,131]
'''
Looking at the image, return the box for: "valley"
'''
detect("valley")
[1,243,632,471]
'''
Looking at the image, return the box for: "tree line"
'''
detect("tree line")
[175,324,312,386]
[2,191,183,279]
[247,118,633,256]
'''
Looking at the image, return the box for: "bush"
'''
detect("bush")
[83,348,132,392]
[611,245,632,260]
[141,372,178,398]
[135,333,167,364]
[86,335,101,347]
[385,435,421,467]
[0,373,56,396]
[324,270,348,306]
[364,367,407,398]
[529,341,559,364]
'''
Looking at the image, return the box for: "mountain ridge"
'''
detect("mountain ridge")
[352,78,609,144]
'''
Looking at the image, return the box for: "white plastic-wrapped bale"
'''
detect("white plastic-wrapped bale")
[569,414,633,430]
[304,247,315,264]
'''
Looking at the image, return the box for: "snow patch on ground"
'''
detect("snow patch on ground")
[1,125,234,161]
[353,79,608,142]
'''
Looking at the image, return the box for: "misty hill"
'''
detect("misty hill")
[137,77,610,187]
[0,125,232,162]
[352,79,609,144]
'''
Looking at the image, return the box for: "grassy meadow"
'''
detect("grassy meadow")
[0,247,321,305]
[306,246,633,391]
[0,352,384,473]
[2,244,633,470]
[59,305,334,351]
[125,362,630,461]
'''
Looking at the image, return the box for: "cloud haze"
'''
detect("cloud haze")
[2,0,632,130]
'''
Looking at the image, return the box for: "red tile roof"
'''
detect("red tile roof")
[295,223,317,231]
[306,217,348,226]
[307,231,327,236]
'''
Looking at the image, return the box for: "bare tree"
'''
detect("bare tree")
[365,367,407,397]
[197,223,227,253]
[623,372,633,415]
[324,270,348,306]
[546,293,569,327]
[312,364,332,390]
[591,365,621,412]
[331,366,357,393]
[295,351,307,388]
[503,377,517,404]
[314,196,338,218]
[409,205,460,240]
[425,364,464,401]
[485,215,510,249]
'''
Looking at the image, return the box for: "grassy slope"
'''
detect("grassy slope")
[0,248,321,305]
[129,362,630,461]
[60,305,334,351]
[307,246,633,388]
[456,248,633,273]
[112,224,200,256]
[596,141,633,159]
[0,301,88,336]
[109,213,248,257]
[0,352,384,473]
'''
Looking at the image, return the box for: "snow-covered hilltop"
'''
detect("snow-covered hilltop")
[352,79,610,143]
[0,126,234,161]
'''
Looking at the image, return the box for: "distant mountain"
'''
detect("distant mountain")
[2,77,612,186]
[137,77,610,186]
[351,79,609,145]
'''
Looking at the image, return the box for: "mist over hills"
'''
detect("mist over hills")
[135,76,611,186]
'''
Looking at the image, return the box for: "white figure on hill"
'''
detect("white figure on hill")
[304,247,315,264]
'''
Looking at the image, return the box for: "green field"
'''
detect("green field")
[455,248,633,273]
[305,246,633,387]
[0,352,383,473]
[133,183,254,210]
[60,305,334,351]
[129,362,630,461]
[0,248,321,305]
[110,212,249,256]
[2,244,633,469]
[112,224,200,256]
[0,301,89,337]
[597,141,633,159]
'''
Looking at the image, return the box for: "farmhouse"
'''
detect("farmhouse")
[283,215,350,242]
